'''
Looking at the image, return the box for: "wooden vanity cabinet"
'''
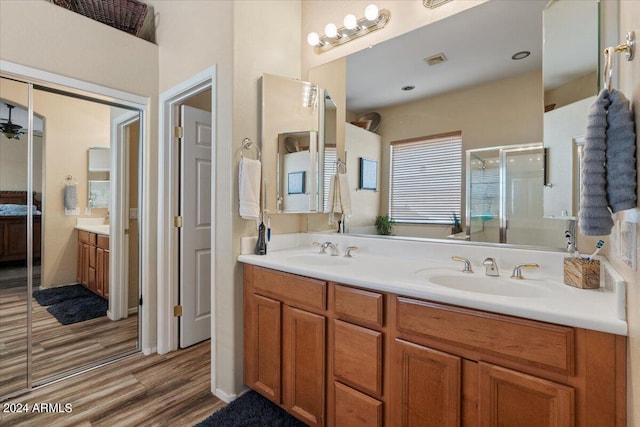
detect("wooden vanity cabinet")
[77,230,109,299]
[244,264,327,427]
[243,265,627,427]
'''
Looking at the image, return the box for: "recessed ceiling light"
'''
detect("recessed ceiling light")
[401,85,415,91]
[511,51,531,60]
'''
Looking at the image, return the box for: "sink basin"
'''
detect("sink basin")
[414,269,547,298]
[288,254,350,266]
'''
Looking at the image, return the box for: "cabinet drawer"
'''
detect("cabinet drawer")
[78,230,96,244]
[97,235,109,249]
[252,266,326,312]
[334,320,383,397]
[396,297,575,375]
[334,284,384,328]
[334,381,382,427]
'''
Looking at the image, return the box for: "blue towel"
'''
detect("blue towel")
[580,90,614,236]
[606,89,637,212]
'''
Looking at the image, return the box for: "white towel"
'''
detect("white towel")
[328,173,352,224]
[64,184,78,210]
[239,158,261,221]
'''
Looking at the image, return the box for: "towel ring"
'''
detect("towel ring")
[336,159,347,174]
[241,137,261,161]
[63,175,78,185]
[603,31,636,91]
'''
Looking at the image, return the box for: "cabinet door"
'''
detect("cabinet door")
[104,249,109,299]
[479,363,574,427]
[245,293,282,403]
[283,305,325,427]
[96,247,105,297]
[77,240,83,283]
[81,242,91,287]
[391,339,461,427]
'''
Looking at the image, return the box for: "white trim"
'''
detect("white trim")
[0,60,151,355]
[111,112,139,321]
[128,307,139,315]
[157,67,217,390]
[214,387,249,404]
[142,346,157,356]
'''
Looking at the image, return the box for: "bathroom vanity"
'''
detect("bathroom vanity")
[76,225,110,299]
[240,234,627,427]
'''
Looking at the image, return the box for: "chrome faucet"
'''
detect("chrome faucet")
[483,257,499,276]
[320,241,340,256]
[344,246,358,258]
[510,263,539,279]
[452,256,473,273]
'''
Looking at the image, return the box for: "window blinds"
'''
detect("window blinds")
[322,147,337,212]
[389,133,462,223]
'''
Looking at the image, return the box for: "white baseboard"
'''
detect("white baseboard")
[106,310,116,321]
[128,307,139,315]
[142,346,156,355]
[215,387,249,403]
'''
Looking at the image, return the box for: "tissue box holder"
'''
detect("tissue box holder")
[563,258,600,289]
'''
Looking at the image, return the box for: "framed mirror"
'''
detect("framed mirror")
[88,147,111,208]
[260,73,324,213]
[309,0,601,250]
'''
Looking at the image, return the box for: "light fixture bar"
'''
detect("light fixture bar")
[310,9,391,54]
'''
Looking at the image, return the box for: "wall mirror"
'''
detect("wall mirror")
[88,147,111,208]
[0,75,142,399]
[261,73,324,213]
[308,0,601,250]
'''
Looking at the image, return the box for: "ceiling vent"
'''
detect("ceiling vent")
[423,0,453,9]
[424,53,448,66]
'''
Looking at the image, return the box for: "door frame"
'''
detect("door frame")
[157,68,216,369]
[109,111,140,321]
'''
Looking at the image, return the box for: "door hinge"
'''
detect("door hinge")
[174,126,184,139]
[139,296,143,306]
[174,216,183,228]
[124,229,129,235]
[174,305,183,317]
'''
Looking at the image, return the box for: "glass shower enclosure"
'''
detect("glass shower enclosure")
[466,143,565,247]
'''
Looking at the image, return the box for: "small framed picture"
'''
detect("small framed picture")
[288,171,306,194]
[359,157,377,191]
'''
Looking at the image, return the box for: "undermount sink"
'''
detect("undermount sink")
[288,254,350,266]
[414,268,548,298]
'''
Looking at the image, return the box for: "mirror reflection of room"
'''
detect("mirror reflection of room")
[307,0,600,251]
[0,76,140,397]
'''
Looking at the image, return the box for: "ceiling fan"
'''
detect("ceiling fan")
[1,104,27,140]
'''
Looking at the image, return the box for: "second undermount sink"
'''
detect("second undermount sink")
[288,254,351,266]
[414,268,548,298]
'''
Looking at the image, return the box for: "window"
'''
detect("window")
[389,132,462,224]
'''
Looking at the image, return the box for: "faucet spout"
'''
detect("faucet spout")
[483,257,499,276]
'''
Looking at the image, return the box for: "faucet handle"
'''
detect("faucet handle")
[452,256,473,273]
[344,246,359,258]
[312,241,323,253]
[510,263,539,279]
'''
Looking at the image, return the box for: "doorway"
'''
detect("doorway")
[157,68,216,356]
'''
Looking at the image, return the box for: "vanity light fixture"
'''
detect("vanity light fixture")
[511,50,531,60]
[423,0,453,8]
[307,4,390,53]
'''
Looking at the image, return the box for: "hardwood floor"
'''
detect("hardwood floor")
[1,340,224,426]
[1,282,137,397]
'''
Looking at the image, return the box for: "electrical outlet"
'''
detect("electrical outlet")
[129,208,138,219]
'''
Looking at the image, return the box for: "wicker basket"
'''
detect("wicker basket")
[51,0,148,37]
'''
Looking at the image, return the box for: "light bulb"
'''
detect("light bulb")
[325,23,338,38]
[344,14,358,30]
[307,32,320,46]
[364,4,379,21]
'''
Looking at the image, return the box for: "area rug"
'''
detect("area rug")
[33,284,95,306]
[194,390,308,427]
[33,284,107,325]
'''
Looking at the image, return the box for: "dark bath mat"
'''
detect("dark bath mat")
[194,390,308,427]
[46,294,108,325]
[33,284,95,306]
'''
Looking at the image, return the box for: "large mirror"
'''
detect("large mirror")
[0,76,141,399]
[261,73,324,213]
[309,0,600,250]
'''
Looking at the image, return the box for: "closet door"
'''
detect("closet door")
[0,77,32,398]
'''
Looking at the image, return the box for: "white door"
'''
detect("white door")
[180,105,212,347]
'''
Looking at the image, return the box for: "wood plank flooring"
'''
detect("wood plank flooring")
[0,340,225,426]
[1,281,137,397]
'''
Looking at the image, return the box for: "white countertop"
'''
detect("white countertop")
[238,233,627,336]
[75,218,109,236]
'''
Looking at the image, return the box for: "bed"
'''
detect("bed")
[0,191,42,263]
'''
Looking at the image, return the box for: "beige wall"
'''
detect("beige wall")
[607,2,640,424]
[544,71,598,110]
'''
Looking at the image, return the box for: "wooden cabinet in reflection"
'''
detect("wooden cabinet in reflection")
[77,230,108,299]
